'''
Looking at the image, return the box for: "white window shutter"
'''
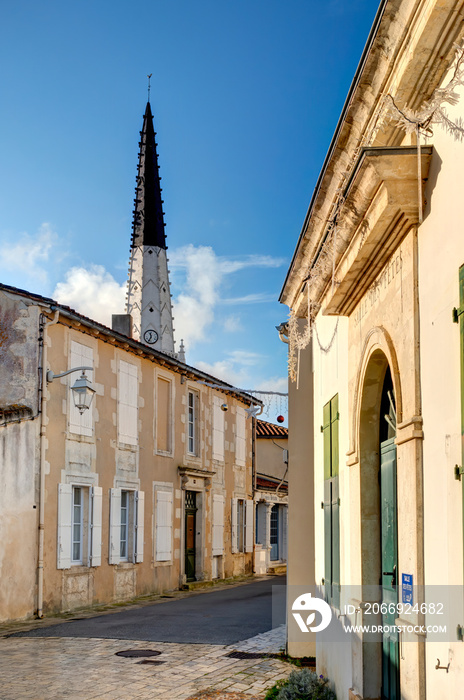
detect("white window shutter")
[118,361,138,445]
[236,407,246,466]
[69,342,93,436]
[245,499,254,552]
[155,489,173,561]
[109,488,121,565]
[57,483,73,569]
[231,497,238,553]
[212,494,225,556]
[135,490,144,563]
[212,396,225,461]
[90,486,102,567]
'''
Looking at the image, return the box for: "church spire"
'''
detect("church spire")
[131,102,167,250]
[125,98,177,357]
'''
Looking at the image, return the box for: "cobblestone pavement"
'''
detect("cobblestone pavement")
[0,626,290,700]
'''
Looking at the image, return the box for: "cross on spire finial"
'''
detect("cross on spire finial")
[147,73,152,102]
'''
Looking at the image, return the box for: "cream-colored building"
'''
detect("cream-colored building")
[0,283,255,620]
[254,419,288,575]
[280,0,464,698]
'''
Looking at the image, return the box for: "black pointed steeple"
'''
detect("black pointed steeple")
[131,102,167,249]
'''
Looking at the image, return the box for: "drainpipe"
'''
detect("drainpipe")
[252,416,257,496]
[37,308,59,618]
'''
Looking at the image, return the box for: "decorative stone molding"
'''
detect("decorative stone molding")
[350,325,402,458]
[178,465,216,490]
[325,146,433,317]
[395,416,424,445]
[0,404,34,426]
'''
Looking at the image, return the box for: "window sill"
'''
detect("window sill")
[156,449,173,458]
[114,561,136,570]
[117,442,138,452]
[66,432,95,444]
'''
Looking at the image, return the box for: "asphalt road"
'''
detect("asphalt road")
[13,576,286,645]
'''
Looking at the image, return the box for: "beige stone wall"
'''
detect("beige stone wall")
[256,437,287,481]
[418,67,464,699]
[0,291,40,622]
[39,320,252,614]
[287,334,316,658]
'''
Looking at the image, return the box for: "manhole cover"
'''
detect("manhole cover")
[225,651,279,660]
[115,649,162,658]
[136,659,166,665]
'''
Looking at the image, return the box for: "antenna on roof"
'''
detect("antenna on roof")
[147,73,152,102]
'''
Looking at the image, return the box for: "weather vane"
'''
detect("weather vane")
[147,73,152,102]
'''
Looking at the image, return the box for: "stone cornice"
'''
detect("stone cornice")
[280,0,464,312]
[324,146,433,316]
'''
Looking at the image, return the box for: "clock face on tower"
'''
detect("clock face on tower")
[143,329,159,344]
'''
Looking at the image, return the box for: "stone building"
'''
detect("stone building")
[279,0,464,698]
[0,100,256,621]
[254,419,288,575]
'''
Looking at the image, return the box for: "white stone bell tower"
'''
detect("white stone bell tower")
[125,101,180,357]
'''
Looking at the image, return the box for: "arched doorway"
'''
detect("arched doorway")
[358,351,399,700]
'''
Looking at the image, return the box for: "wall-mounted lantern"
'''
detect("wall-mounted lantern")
[46,366,95,414]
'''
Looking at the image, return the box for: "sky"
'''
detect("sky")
[0,0,380,422]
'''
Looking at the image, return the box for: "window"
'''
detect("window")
[231,498,253,553]
[187,390,199,456]
[57,484,102,569]
[72,487,83,563]
[323,394,340,608]
[154,484,173,562]
[120,490,129,560]
[212,395,225,461]
[69,341,93,437]
[157,376,172,453]
[212,494,224,556]
[236,406,246,466]
[118,361,138,445]
[109,489,144,564]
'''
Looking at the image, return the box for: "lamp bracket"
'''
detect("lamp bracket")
[47,366,93,383]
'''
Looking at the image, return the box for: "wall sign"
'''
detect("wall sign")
[402,573,413,605]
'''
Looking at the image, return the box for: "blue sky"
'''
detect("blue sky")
[0,0,379,421]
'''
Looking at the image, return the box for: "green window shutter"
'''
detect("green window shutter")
[323,479,332,601]
[331,395,339,478]
[323,402,332,480]
[323,395,340,609]
[331,475,340,610]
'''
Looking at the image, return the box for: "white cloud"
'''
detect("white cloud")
[222,314,242,333]
[170,245,222,348]
[254,376,288,393]
[221,293,276,305]
[170,245,285,349]
[53,265,126,327]
[195,358,252,389]
[219,255,286,274]
[0,223,57,286]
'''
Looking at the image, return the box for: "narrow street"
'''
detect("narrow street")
[0,576,293,700]
[12,575,286,645]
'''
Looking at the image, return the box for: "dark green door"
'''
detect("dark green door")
[380,437,399,700]
[185,491,197,582]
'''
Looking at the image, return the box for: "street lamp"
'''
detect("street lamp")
[46,366,96,414]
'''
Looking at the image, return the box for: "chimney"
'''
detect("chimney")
[112,314,133,338]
